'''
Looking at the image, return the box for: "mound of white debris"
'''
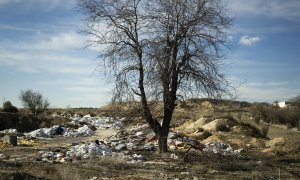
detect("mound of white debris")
[0,129,18,135]
[66,142,112,159]
[69,115,124,129]
[24,115,124,138]
[36,142,144,163]
[24,125,94,138]
[204,141,243,156]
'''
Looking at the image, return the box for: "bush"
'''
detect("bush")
[238,122,264,138]
[261,125,269,138]
[0,112,39,132]
[250,103,300,127]
[2,101,18,113]
[19,89,50,115]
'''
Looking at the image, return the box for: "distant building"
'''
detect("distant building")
[274,101,292,108]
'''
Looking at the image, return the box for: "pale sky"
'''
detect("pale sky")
[0,0,300,108]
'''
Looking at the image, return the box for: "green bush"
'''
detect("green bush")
[250,103,300,127]
[19,89,50,115]
[238,122,264,138]
[261,125,269,138]
[2,101,18,113]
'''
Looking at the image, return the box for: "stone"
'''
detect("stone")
[3,135,17,146]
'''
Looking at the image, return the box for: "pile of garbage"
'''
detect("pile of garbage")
[69,115,124,129]
[203,141,243,156]
[24,114,125,138]
[35,141,144,164]
[24,125,95,138]
[0,129,18,135]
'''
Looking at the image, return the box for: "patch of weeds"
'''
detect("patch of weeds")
[56,165,82,180]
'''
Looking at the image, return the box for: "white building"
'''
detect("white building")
[276,101,292,108]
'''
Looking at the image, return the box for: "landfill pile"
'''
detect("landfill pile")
[24,115,124,138]
[35,142,144,163]
[69,115,124,130]
[0,129,18,135]
[203,141,243,156]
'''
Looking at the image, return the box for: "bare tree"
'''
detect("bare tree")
[78,0,233,153]
[19,89,50,115]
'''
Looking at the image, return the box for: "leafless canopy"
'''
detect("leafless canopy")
[78,0,233,152]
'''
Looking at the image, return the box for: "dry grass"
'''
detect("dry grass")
[55,165,82,180]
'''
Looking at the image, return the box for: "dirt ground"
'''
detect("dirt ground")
[1,113,300,179]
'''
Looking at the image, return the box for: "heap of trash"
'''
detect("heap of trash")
[203,141,243,156]
[24,115,124,138]
[35,141,144,164]
[24,125,96,138]
[69,115,124,129]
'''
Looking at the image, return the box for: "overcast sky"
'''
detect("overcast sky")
[0,0,300,108]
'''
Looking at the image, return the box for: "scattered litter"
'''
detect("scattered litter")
[0,153,6,159]
[66,142,113,159]
[127,153,144,163]
[69,116,124,130]
[204,141,243,156]
[170,153,179,159]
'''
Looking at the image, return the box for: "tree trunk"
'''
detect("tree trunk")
[158,126,169,153]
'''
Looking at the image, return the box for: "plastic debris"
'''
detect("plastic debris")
[0,129,18,135]
[203,141,242,156]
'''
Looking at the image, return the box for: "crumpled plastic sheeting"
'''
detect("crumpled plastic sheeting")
[24,125,68,138]
[203,141,242,156]
[66,142,112,159]
[64,125,95,137]
[0,129,18,134]
[24,125,94,138]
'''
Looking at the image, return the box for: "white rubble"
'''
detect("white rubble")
[203,141,242,156]
[66,142,113,159]
[23,115,124,138]
[24,125,95,138]
[64,125,95,137]
[69,116,124,130]
[0,129,18,134]
[24,125,68,138]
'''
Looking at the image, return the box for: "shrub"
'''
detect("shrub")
[2,101,18,113]
[238,122,264,138]
[261,125,269,138]
[250,103,300,128]
[19,89,50,115]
